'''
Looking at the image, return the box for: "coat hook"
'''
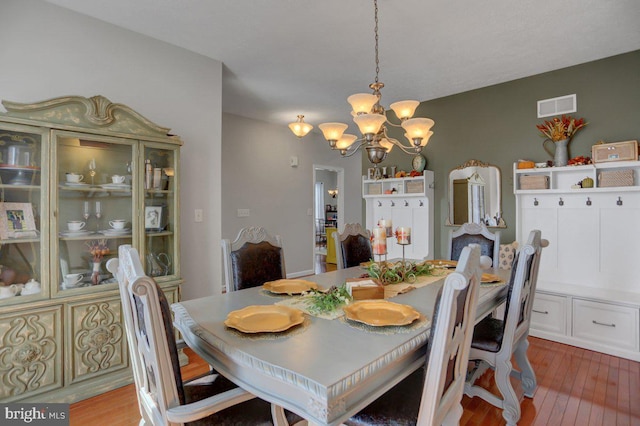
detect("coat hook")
[617,196,623,206]
[558,197,564,206]
[533,198,538,206]
[586,197,592,206]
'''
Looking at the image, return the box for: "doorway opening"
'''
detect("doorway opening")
[313,165,344,273]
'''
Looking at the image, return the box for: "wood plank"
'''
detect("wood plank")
[70,338,640,426]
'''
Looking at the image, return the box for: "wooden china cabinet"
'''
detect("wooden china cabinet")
[0,95,182,402]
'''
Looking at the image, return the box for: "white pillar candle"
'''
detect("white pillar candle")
[372,227,387,255]
[378,218,393,237]
[396,227,411,244]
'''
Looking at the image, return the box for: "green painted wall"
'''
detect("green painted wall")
[366,50,640,257]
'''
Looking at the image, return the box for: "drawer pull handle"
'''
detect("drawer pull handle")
[377,201,381,207]
[558,197,564,206]
[532,309,549,315]
[404,200,409,207]
[586,197,592,206]
[419,200,424,207]
[533,198,539,206]
[390,201,395,207]
[592,320,616,328]
[617,197,623,206]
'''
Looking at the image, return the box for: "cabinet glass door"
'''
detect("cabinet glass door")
[0,125,47,303]
[54,131,135,293]
[142,144,178,280]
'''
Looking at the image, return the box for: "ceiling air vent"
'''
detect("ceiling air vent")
[537,94,576,118]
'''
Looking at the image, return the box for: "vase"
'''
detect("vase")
[91,261,101,285]
[543,138,569,167]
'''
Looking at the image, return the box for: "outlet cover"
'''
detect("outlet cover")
[237,208,250,217]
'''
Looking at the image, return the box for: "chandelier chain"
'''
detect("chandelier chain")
[374,0,379,84]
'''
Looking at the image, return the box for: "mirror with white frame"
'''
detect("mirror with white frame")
[446,159,505,228]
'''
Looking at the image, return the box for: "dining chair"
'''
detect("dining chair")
[464,230,547,426]
[345,244,482,426]
[107,245,301,426]
[448,222,501,267]
[221,226,286,292]
[333,223,373,269]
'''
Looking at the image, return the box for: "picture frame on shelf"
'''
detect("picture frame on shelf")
[145,205,164,231]
[0,202,38,240]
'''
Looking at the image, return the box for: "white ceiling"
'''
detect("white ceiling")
[44,0,640,131]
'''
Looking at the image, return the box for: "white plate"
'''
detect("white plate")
[59,230,94,237]
[99,228,131,235]
[100,183,131,189]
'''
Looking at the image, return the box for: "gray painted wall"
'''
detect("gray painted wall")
[379,50,640,257]
[221,113,363,281]
[2,0,224,300]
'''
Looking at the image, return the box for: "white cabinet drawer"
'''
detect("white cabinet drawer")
[531,292,567,335]
[572,299,639,351]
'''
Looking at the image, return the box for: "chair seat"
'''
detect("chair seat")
[185,373,303,425]
[345,368,424,426]
[470,316,504,353]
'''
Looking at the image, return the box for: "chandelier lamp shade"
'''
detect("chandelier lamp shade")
[318,0,435,165]
[288,114,313,138]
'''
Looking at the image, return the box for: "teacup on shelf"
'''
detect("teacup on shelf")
[63,273,84,288]
[67,221,86,231]
[111,175,125,184]
[109,220,127,230]
[66,173,84,183]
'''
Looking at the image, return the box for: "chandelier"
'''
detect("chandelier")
[318,0,434,165]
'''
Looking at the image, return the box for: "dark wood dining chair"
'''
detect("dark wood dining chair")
[221,226,286,292]
[333,223,373,269]
[448,222,501,267]
[344,244,482,426]
[107,245,302,425]
[464,230,547,426]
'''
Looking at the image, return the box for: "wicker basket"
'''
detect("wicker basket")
[405,180,424,193]
[598,169,634,187]
[519,175,549,190]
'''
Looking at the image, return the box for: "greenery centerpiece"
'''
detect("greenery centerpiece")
[366,260,435,285]
[303,284,352,314]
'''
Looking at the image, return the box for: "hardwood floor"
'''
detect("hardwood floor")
[70,338,640,425]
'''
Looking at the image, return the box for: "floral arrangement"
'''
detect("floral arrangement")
[366,260,434,285]
[536,115,587,142]
[86,239,110,262]
[303,285,351,314]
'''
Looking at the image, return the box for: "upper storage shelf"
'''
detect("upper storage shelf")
[362,171,434,198]
[514,160,640,194]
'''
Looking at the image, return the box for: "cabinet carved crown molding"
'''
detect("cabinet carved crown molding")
[2,95,172,138]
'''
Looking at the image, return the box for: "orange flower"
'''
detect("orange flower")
[536,115,587,141]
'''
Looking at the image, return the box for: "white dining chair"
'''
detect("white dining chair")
[221,226,286,292]
[464,230,547,426]
[344,244,482,426]
[448,222,501,267]
[107,245,301,425]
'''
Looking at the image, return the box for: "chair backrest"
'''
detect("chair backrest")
[448,222,501,267]
[498,229,545,353]
[332,223,373,269]
[106,245,185,426]
[221,226,286,292]
[418,244,482,425]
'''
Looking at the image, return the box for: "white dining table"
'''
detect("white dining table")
[171,266,509,426]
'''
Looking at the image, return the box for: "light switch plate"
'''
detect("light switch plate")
[290,156,299,167]
[237,208,250,217]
